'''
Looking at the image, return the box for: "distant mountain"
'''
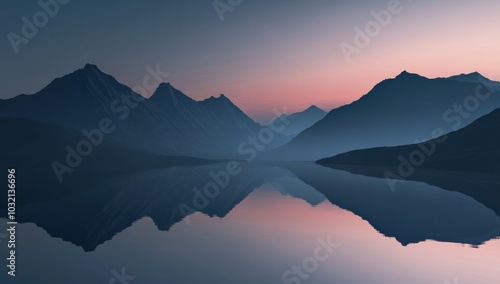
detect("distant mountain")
[268,71,500,160]
[317,108,500,173]
[269,105,326,136]
[0,64,288,158]
[447,72,500,90]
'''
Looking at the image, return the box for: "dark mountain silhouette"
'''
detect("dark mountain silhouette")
[0,64,175,156]
[0,64,140,129]
[269,105,326,136]
[0,64,289,158]
[268,71,500,160]
[318,108,500,173]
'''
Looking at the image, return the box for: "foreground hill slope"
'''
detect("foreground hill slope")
[318,108,500,173]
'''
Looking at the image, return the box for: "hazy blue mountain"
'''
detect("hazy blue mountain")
[269,105,326,136]
[0,64,288,158]
[318,108,500,173]
[268,71,500,161]
[147,83,291,157]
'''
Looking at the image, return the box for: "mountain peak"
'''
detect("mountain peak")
[452,71,485,79]
[305,105,324,112]
[394,70,426,80]
[29,63,132,100]
[204,94,231,102]
[158,82,172,88]
[61,63,109,81]
[157,82,173,89]
[396,70,413,77]
[300,105,326,116]
[149,82,194,106]
[76,63,106,76]
[216,94,232,103]
[83,63,100,70]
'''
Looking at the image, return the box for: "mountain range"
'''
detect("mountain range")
[3,64,500,250]
[2,65,499,164]
[0,64,307,158]
[267,71,500,161]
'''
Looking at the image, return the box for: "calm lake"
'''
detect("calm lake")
[2,162,499,284]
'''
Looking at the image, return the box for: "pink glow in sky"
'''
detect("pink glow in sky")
[4,0,499,123]
[162,0,500,122]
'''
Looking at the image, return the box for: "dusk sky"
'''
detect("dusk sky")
[2,0,499,121]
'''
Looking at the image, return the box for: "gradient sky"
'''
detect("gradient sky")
[1,0,499,121]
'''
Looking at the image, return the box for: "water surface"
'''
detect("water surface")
[2,163,499,283]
